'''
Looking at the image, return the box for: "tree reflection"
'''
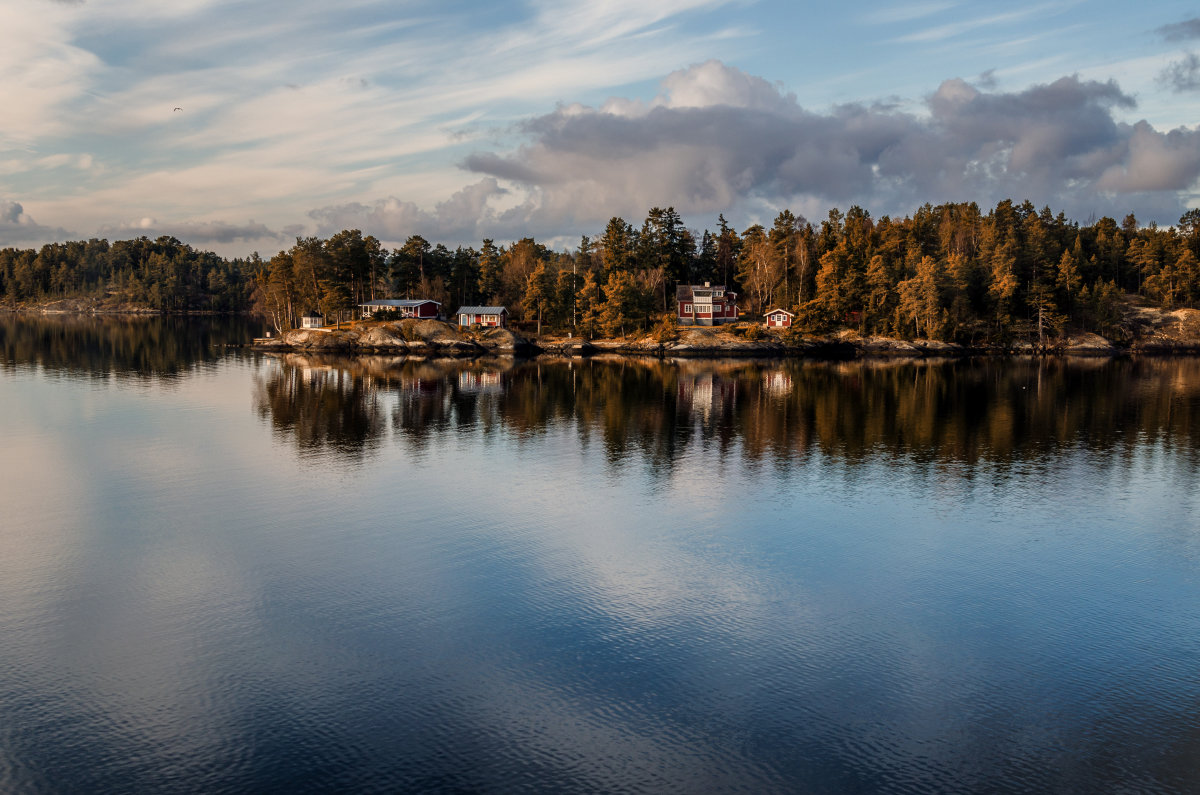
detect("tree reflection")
[252,353,1200,476]
[0,314,263,381]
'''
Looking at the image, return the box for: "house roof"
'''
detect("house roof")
[763,308,796,316]
[361,299,441,307]
[457,306,507,314]
[677,284,735,300]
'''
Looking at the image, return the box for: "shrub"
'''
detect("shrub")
[782,325,806,346]
[652,312,680,343]
[794,300,832,333]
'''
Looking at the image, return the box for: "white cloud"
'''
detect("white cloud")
[0,200,71,246]
[308,178,512,245]
[4,0,1198,255]
[1,0,741,253]
[99,218,282,245]
[892,6,1059,45]
[458,63,1200,236]
[1096,122,1200,192]
[863,2,959,25]
[0,3,101,145]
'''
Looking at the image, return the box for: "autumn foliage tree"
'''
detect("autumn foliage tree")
[10,201,1200,347]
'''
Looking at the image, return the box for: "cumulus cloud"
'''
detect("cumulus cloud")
[307,178,513,244]
[1157,18,1200,42]
[1095,122,1200,191]
[460,60,1200,230]
[98,218,283,245]
[0,201,70,245]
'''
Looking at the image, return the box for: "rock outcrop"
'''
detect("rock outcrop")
[252,298,1200,360]
[253,319,535,356]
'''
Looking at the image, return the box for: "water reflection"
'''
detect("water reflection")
[254,354,1200,475]
[0,314,264,381]
[5,318,1200,792]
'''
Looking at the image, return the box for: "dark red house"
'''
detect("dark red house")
[677,283,738,326]
[360,299,442,319]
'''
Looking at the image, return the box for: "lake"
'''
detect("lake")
[2,315,1198,793]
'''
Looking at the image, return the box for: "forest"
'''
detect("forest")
[0,235,253,313]
[4,199,1200,343]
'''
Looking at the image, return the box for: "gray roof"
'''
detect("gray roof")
[457,306,507,314]
[361,299,441,307]
[676,284,734,300]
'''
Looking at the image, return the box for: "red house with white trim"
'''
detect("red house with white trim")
[457,306,509,328]
[360,299,441,319]
[763,308,795,328]
[677,283,738,326]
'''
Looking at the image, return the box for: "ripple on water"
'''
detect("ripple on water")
[4,347,1200,792]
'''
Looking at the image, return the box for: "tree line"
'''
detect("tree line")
[249,201,1200,341]
[0,236,253,312]
[5,200,1200,341]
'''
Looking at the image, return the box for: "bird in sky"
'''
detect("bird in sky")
[173,107,182,112]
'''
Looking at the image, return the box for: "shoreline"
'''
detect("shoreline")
[250,325,1200,359]
[8,304,1200,358]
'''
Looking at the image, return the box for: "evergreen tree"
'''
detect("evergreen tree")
[524,260,558,335]
[477,239,502,303]
[599,271,640,336]
[599,217,636,280]
[576,270,603,338]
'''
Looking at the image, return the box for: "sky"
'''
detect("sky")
[2,0,1200,257]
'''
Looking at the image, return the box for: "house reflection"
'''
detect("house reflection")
[252,353,1200,480]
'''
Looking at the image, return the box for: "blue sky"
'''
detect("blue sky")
[2,0,1199,256]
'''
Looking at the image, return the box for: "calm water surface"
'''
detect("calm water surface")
[1,315,1199,793]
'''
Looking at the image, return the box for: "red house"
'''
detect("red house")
[360,299,442,319]
[457,306,508,328]
[763,309,795,328]
[677,283,738,326]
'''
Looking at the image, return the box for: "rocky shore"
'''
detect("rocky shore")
[12,295,1200,358]
[251,302,1200,359]
[252,319,538,357]
[2,297,165,314]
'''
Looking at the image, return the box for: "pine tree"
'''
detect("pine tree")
[477,239,502,303]
[576,270,602,339]
[599,271,639,337]
[524,260,558,335]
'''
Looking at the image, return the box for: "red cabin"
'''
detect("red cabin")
[360,299,442,319]
[457,306,509,328]
[763,309,795,328]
